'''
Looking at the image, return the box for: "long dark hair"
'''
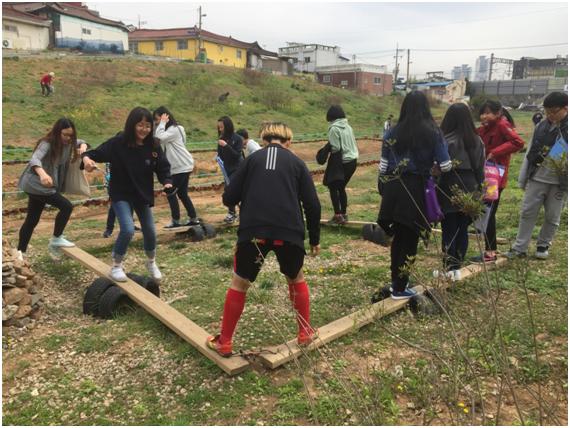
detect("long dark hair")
[217,116,234,141]
[153,106,178,130]
[393,90,439,155]
[479,100,515,126]
[123,107,154,148]
[326,105,346,122]
[34,117,78,164]
[440,103,478,150]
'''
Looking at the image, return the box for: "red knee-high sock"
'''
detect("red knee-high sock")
[219,288,246,345]
[289,281,311,334]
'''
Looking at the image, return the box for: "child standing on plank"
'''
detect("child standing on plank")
[470,100,524,263]
[153,106,200,228]
[436,103,485,280]
[217,116,243,223]
[17,118,88,261]
[377,91,452,300]
[82,107,172,282]
[207,122,321,357]
[506,91,567,260]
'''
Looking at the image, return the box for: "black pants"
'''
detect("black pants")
[328,160,357,214]
[18,192,73,252]
[484,189,503,251]
[441,212,470,270]
[390,222,420,292]
[167,172,197,220]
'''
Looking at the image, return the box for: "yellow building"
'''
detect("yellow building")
[128,26,248,68]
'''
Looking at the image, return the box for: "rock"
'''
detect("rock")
[2,262,13,272]
[24,280,34,289]
[2,282,17,289]
[19,294,32,306]
[2,305,18,321]
[3,288,27,305]
[30,294,42,307]
[2,270,14,277]
[15,317,32,328]
[14,305,32,319]
[29,308,43,320]
[4,277,16,285]
[15,275,27,286]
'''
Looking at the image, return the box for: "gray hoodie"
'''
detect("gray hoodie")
[154,123,194,175]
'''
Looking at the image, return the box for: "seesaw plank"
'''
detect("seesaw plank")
[258,256,508,369]
[61,246,249,376]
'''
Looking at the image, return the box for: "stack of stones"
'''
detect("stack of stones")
[2,240,44,329]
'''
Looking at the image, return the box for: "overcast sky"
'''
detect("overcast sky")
[88,1,568,79]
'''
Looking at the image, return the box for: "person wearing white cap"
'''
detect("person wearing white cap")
[40,72,55,96]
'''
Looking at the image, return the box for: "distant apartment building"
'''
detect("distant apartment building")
[474,56,489,81]
[278,42,349,73]
[512,55,568,79]
[315,63,393,96]
[451,64,471,80]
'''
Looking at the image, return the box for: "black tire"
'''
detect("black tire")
[409,294,438,316]
[362,223,375,241]
[425,288,447,313]
[126,272,160,298]
[201,223,217,239]
[98,285,135,319]
[188,225,205,242]
[371,226,390,247]
[83,277,114,316]
[371,284,392,303]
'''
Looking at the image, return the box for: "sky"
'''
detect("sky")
[87,1,569,79]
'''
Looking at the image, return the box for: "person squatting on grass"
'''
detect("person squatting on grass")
[40,71,55,96]
[471,100,525,263]
[435,103,485,281]
[82,107,173,283]
[325,105,359,225]
[153,106,200,228]
[207,122,321,357]
[217,116,244,224]
[17,118,88,261]
[506,92,568,260]
[377,91,452,300]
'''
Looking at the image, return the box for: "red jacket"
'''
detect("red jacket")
[477,116,525,189]
[40,74,53,85]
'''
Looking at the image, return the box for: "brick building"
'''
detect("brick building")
[315,63,393,96]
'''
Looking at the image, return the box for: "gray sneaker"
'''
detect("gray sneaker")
[535,246,549,260]
[505,249,527,260]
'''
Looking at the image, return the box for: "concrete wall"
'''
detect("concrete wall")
[317,71,392,96]
[470,78,568,105]
[2,18,49,50]
[55,14,127,53]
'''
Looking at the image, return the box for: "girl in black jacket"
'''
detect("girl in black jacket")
[83,107,172,283]
[217,116,243,223]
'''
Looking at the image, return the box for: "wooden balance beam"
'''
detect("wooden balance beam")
[258,256,508,369]
[60,246,250,376]
[320,219,509,245]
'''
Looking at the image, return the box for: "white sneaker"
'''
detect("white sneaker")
[432,270,454,280]
[452,269,462,281]
[49,235,75,247]
[110,265,128,282]
[14,250,24,262]
[146,260,162,282]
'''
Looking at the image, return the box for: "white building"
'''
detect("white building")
[5,2,129,53]
[451,64,471,80]
[278,42,349,73]
[474,56,489,81]
[2,5,51,50]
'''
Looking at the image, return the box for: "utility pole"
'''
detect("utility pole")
[405,49,411,90]
[394,43,400,84]
[488,52,494,80]
[137,14,147,30]
[197,6,206,62]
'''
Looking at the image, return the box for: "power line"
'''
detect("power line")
[412,42,568,52]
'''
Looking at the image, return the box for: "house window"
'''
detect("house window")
[129,42,138,53]
[323,75,331,83]
[4,24,18,33]
[155,41,164,51]
[177,40,188,50]
[373,77,382,85]
[304,57,311,63]
[236,49,242,59]
[82,28,91,35]
[340,80,348,86]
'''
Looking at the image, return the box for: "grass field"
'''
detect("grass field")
[2,55,567,425]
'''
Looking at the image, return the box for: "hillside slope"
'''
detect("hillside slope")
[2,54,401,147]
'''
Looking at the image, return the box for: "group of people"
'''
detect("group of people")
[13,91,567,357]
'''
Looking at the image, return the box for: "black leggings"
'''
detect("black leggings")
[328,160,357,214]
[484,190,503,251]
[167,172,197,220]
[18,192,73,252]
[390,222,420,292]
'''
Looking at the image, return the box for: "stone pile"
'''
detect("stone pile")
[2,240,44,329]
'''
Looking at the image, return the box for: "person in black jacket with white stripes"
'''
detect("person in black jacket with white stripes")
[207,122,321,357]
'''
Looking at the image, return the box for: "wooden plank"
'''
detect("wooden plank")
[258,257,508,369]
[320,220,509,244]
[60,246,250,376]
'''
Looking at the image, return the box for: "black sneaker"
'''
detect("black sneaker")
[164,221,183,229]
[535,246,549,260]
[186,217,201,226]
[102,230,113,238]
[504,249,527,259]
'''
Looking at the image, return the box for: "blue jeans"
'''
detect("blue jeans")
[112,200,156,262]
